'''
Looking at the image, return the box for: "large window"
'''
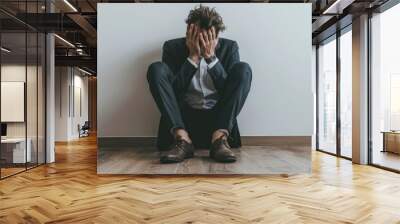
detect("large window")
[370,3,400,171]
[318,36,337,154]
[317,27,353,159]
[340,29,352,158]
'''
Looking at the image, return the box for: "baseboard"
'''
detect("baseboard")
[98,137,156,148]
[241,136,311,147]
[98,136,311,148]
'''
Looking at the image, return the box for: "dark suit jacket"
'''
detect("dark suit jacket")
[162,37,240,101]
[157,37,242,150]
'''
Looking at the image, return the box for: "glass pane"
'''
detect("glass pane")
[27,31,38,169]
[1,31,27,177]
[0,1,46,178]
[318,37,337,154]
[38,33,46,165]
[26,0,39,170]
[371,4,400,171]
[340,29,352,158]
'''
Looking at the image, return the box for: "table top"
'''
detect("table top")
[1,138,30,143]
[381,131,400,134]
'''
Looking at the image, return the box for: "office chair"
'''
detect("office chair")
[79,121,90,138]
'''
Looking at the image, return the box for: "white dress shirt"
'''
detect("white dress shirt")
[185,57,219,109]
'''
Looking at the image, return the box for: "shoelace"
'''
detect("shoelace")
[171,139,187,151]
[217,135,230,148]
[212,137,231,151]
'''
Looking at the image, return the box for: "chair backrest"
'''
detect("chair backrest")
[82,121,90,129]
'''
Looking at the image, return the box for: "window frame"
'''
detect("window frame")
[315,24,353,161]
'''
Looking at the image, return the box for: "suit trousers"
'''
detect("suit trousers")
[147,61,252,149]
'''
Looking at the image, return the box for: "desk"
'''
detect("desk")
[1,138,31,163]
[382,131,400,154]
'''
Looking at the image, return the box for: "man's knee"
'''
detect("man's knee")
[230,62,252,84]
[147,61,170,85]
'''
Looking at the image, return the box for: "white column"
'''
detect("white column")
[46,32,55,163]
[352,14,369,164]
[312,45,317,150]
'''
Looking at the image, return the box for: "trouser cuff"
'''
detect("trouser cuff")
[215,129,229,137]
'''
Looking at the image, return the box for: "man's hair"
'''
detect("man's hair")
[185,5,226,34]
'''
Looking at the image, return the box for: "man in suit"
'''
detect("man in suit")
[147,5,252,163]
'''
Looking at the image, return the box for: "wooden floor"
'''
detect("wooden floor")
[0,167,26,178]
[98,145,310,174]
[1,163,45,178]
[1,135,400,223]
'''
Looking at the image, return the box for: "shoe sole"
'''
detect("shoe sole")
[210,152,237,163]
[210,151,237,163]
[213,156,237,163]
[160,152,194,164]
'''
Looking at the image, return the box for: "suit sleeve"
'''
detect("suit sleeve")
[162,42,197,92]
[207,41,240,90]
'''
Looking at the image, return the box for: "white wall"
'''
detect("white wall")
[1,65,26,126]
[1,63,46,163]
[55,67,69,141]
[1,65,40,138]
[98,3,313,138]
[72,73,89,138]
[55,67,89,141]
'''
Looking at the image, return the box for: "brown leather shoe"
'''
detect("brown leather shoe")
[210,137,237,163]
[160,139,194,163]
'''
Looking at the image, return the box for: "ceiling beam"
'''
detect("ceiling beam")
[322,0,356,14]
[55,55,96,70]
[67,13,97,46]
